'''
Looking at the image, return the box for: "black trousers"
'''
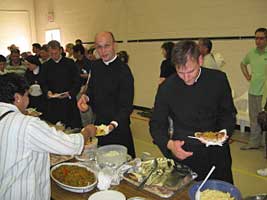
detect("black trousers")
[175,143,233,184]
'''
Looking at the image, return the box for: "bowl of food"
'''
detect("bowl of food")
[189,179,242,200]
[50,162,97,193]
[96,144,128,168]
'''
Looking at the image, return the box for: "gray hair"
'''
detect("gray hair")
[48,40,61,49]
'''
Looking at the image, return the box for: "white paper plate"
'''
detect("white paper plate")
[188,129,228,147]
[50,92,66,98]
[88,190,126,200]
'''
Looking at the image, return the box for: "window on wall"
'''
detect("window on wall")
[45,29,61,43]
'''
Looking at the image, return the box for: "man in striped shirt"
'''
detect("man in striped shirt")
[0,73,96,200]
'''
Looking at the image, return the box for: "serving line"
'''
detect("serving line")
[50,158,192,200]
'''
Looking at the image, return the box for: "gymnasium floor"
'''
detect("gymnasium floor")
[130,110,267,197]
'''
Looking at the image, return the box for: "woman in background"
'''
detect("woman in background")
[159,41,176,85]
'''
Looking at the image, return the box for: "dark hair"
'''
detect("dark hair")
[0,73,29,103]
[25,55,41,66]
[48,40,61,49]
[40,44,49,52]
[117,50,129,64]
[198,38,212,53]
[0,55,6,62]
[60,46,66,57]
[172,40,200,68]
[161,42,175,59]
[255,27,267,38]
[32,43,41,49]
[73,44,85,55]
[88,47,95,54]
[11,49,20,55]
[75,39,82,44]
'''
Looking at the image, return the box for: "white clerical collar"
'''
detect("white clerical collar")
[103,55,117,66]
[195,67,202,83]
[33,66,40,75]
[53,55,62,63]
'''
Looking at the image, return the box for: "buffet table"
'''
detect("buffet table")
[51,179,191,200]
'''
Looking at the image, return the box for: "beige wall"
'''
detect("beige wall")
[0,0,36,55]
[33,0,267,107]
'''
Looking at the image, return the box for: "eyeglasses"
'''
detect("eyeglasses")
[255,37,267,40]
[95,44,112,50]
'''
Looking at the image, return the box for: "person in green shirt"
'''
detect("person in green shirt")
[240,27,267,150]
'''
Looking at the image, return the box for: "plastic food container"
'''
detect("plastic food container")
[96,144,127,168]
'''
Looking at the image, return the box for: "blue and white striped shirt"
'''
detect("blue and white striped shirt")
[0,102,84,200]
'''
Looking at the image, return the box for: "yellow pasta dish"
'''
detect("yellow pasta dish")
[200,189,235,200]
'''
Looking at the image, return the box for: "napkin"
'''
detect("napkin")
[97,164,133,190]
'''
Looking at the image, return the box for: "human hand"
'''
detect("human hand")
[77,94,89,112]
[81,124,97,144]
[167,140,193,160]
[47,91,53,98]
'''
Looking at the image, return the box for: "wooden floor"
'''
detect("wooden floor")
[130,110,267,197]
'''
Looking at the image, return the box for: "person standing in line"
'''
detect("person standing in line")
[73,44,94,126]
[40,40,82,128]
[240,28,267,150]
[39,44,50,64]
[77,31,136,158]
[24,55,47,119]
[32,43,42,58]
[198,38,219,70]
[159,41,176,85]
[117,50,129,64]
[0,55,7,75]
[149,40,236,183]
[65,43,75,60]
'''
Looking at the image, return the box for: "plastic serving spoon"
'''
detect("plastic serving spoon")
[195,165,216,200]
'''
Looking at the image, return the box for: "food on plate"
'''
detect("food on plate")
[52,122,65,131]
[200,189,235,200]
[85,137,98,148]
[80,102,88,110]
[96,124,108,136]
[25,108,42,117]
[195,131,226,142]
[52,165,95,187]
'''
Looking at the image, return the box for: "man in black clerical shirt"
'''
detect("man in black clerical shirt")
[149,40,236,183]
[77,32,135,157]
[40,40,82,128]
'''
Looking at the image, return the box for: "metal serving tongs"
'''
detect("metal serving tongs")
[137,158,158,189]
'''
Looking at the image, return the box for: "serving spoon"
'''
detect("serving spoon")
[195,165,216,200]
